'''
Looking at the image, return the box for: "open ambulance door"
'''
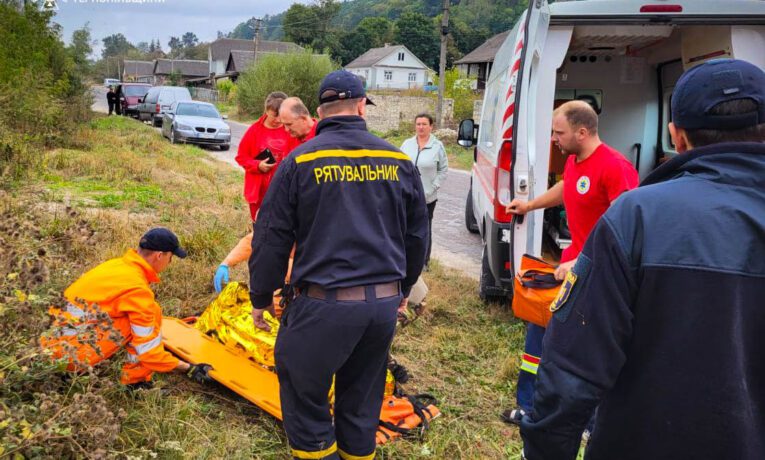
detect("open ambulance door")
[507,0,556,275]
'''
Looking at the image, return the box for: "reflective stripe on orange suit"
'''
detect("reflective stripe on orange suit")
[40,249,179,384]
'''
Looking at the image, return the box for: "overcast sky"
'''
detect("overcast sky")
[52,0,302,58]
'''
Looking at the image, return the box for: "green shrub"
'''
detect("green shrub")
[433,68,479,122]
[236,51,338,117]
[0,4,91,183]
[216,79,235,102]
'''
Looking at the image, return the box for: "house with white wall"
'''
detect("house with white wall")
[345,45,429,90]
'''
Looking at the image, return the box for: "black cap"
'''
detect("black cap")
[139,228,187,258]
[318,70,375,106]
[671,58,765,130]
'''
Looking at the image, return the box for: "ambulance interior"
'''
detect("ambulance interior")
[536,24,765,258]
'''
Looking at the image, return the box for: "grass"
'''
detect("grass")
[0,114,553,458]
[215,101,258,125]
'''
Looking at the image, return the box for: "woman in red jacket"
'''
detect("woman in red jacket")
[235,92,293,220]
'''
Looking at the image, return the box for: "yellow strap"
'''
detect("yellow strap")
[291,441,338,459]
[295,149,411,164]
[338,448,375,460]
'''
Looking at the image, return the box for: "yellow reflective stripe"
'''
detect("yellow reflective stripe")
[338,448,375,460]
[295,149,411,164]
[520,358,539,375]
[291,441,337,459]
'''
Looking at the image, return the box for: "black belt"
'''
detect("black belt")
[305,282,400,301]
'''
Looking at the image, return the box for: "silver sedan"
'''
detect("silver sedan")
[162,101,232,151]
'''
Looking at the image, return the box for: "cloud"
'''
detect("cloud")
[53,0,303,56]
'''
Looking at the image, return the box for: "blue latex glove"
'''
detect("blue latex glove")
[214,264,229,293]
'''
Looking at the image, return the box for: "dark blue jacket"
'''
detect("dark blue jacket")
[521,142,765,459]
[248,115,428,309]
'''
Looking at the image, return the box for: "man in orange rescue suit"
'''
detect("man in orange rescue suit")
[500,100,639,427]
[41,228,212,389]
[249,70,429,460]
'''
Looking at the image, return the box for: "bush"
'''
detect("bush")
[216,79,235,102]
[236,51,338,117]
[433,68,478,122]
[0,4,91,183]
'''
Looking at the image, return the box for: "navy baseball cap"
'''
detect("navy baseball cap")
[318,70,375,106]
[671,58,765,130]
[139,228,187,258]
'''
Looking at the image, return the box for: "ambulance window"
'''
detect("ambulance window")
[663,90,677,154]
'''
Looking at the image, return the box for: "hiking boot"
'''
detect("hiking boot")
[500,407,526,426]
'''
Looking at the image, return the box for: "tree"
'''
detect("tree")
[148,40,156,53]
[68,24,93,76]
[237,51,338,116]
[356,17,394,48]
[181,32,199,48]
[395,12,439,69]
[283,4,319,47]
[101,33,132,59]
[136,41,149,54]
[167,36,182,58]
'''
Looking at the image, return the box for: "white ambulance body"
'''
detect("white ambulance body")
[459,0,765,300]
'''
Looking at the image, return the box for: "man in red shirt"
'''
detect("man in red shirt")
[235,91,293,221]
[279,97,318,149]
[214,97,317,292]
[500,100,638,427]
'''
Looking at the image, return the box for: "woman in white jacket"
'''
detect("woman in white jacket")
[400,113,449,267]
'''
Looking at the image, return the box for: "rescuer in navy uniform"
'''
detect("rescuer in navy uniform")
[520,58,765,460]
[248,70,429,460]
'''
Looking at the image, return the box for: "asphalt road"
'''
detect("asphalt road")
[91,86,482,279]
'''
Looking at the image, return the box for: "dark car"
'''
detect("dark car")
[117,83,151,118]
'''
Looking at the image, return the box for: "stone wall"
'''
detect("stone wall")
[472,99,483,122]
[364,94,454,133]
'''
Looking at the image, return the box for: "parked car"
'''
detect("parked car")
[161,101,231,151]
[104,78,120,88]
[137,86,192,127]
[458,0,765,301]
[117,83,151,118]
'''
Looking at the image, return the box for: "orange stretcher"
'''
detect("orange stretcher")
[161,317,282,419]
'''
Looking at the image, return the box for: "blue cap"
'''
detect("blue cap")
[318,70,375,106]
[671,58,765,130]
[139,227,187,258]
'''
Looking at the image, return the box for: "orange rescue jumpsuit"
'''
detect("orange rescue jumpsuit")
[41,249,180,384]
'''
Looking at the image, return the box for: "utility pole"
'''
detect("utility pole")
[253,18,263,59]
[435,0,450,128]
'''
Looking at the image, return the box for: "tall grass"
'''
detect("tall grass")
[0,115,551,458]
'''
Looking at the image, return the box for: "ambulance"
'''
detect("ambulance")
[458,0,765,301]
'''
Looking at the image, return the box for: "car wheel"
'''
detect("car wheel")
[479,243,510,304]
[465,185,479,234]
[170,128,177,144]
[220,144,230,151]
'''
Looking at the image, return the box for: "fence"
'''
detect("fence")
[189,87,219,103]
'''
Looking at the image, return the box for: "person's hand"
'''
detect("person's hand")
[506,199,531,215]
[252,306,275,332]
[258,159,276,173]
[186,363,214,384]
[554,258,577,281]
[398,296,409,314]
[213,264,229,293]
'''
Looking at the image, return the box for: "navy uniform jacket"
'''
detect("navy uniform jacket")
[248,115,429,309]
[521,142,765,459]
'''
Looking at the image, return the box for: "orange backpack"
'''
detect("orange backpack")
[376,394,440,445]
[511,254,563,327]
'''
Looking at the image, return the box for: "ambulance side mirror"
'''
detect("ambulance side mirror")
[457,119,476,148]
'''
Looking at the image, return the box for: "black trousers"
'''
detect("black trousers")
[425,200,437,266]
[107,101,114,115]
[275,289,399,460]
